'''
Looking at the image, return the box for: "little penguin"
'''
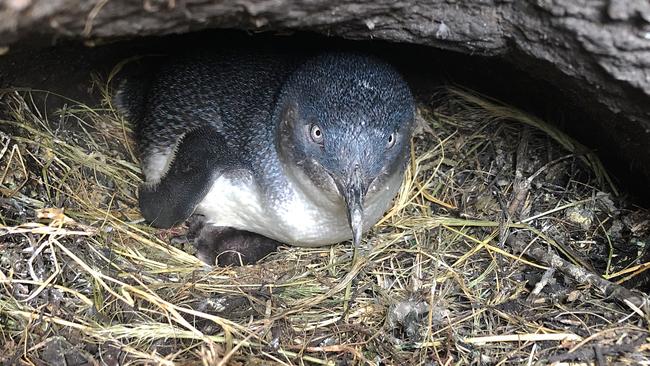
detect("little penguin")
[115,48,416,265]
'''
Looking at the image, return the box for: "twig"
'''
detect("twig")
[508,235,647,308]
[464,332,582,345]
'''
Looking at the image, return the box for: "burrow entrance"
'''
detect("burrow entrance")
[1,31,649,365]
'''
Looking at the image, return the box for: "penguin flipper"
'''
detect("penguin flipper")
[138,127,237,228]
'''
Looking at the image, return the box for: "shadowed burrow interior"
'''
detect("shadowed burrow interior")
[1,31,647,204]
[0,30,648,365]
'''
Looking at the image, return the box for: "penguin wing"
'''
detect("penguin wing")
[138,126,240,228]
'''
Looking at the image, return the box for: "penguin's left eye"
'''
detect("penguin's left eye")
[309,123,324,145]
[386,132,397,149]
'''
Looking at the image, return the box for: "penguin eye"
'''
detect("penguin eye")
[387,132,397,149]
[309,124,324,145]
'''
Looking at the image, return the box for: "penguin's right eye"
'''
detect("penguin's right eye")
[309,124,324,145]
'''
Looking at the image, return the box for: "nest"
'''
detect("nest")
[1,75,649,365]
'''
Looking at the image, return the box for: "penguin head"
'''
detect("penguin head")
[276,52,416,245]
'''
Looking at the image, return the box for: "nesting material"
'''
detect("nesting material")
[1,79,649,365]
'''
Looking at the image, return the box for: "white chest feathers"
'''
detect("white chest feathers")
[195,171,402,247]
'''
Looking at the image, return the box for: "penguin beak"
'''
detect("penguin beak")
[343,164,365,247]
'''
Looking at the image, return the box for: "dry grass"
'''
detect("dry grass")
[1,78,649,365]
